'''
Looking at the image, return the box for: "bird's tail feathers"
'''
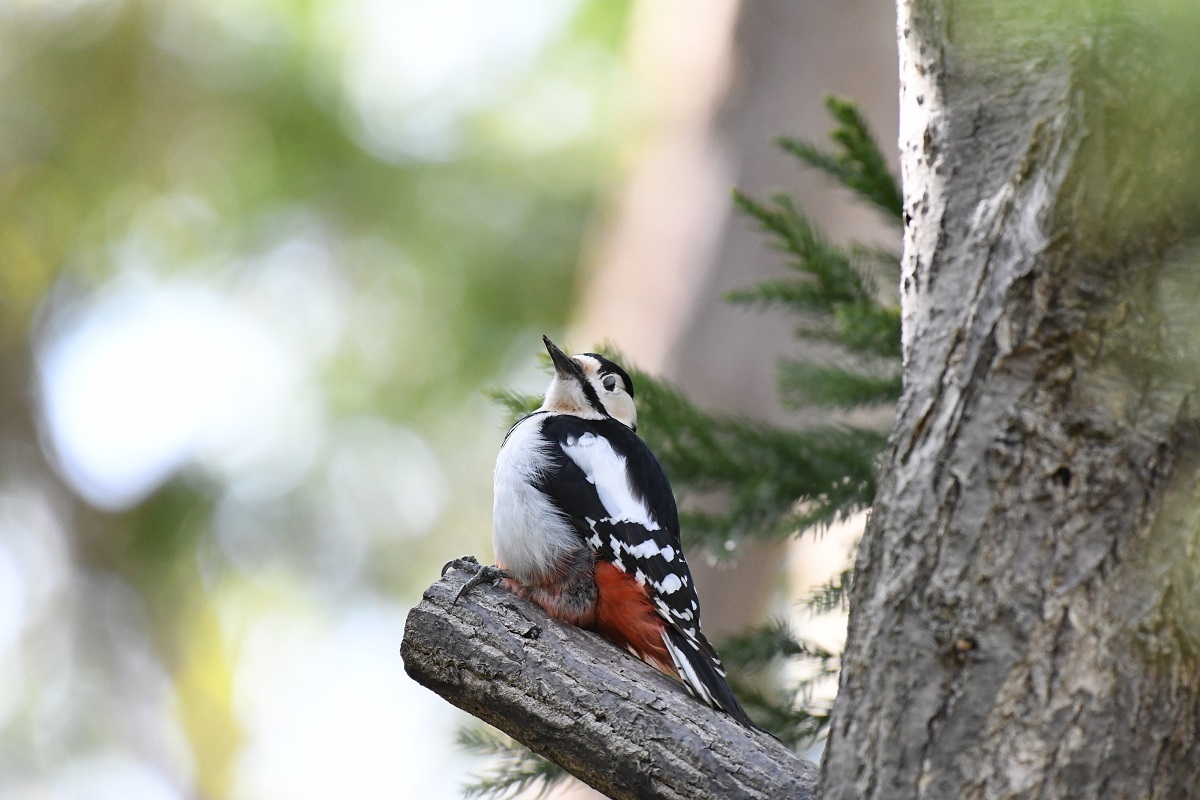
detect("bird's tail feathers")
[661,626,757,729]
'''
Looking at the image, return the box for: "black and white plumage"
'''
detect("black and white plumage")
[491,335,754,727]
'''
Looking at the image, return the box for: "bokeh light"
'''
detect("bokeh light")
[0,0,635,796]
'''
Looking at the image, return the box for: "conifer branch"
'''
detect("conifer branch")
[718,620,838,666]
[630,371,883,552]
[716,621,841,746]
[803,568,855,616]
[728,683,832,749]
[458,726,565,800]
[778,361,901,409]
[729,190,876,310]
[775,95,904,221]
[727,190,901,359]
[486,387,543,428]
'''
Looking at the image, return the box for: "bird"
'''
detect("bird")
[471,334,756,728]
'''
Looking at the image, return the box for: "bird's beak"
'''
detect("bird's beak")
[543,335,584,381]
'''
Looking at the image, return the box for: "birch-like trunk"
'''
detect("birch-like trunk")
[821,2,1200,798]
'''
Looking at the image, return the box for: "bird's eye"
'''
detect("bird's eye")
[602,375,618,392]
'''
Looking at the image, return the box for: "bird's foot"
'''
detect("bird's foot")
[441,554,480,577]
[441,555,512,604]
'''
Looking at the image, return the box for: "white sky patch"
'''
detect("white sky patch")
[230,595,466,800]
[0,487,69,691]
[488,54,602,154]
[324,418,449,539]
[0,551,22,667]
[37,279,311,510]
[331,0,580,160]
[45,753,184,800]
[207,419,450,588]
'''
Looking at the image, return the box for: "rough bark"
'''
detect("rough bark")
[401,564,816,800]
[822,2,1200,799]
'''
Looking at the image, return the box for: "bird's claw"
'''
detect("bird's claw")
[441,554,480,577]
[441,555,511,604]
[453,565,512,604]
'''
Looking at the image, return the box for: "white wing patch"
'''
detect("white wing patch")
[561,433,660,531]
[582,518,604,550]
[659,573,682,594]
[607,534,627,571]
[627,539,675,561]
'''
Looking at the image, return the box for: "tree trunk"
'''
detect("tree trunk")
[822,2,1200,799]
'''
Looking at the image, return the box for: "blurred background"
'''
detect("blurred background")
[0,0,896,797]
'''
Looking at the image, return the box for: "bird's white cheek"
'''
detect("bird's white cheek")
[606,395,636,429]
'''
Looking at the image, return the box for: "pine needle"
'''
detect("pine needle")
[718,620,837,668]
[778,361,901,408]
[458,726,566,800]
[775,95,904,222]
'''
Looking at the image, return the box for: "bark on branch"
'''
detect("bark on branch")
[401,562,817,800]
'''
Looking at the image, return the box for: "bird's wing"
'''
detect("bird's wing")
[533,415,755,726]
[536,416,754,725]
[536,417,697,623]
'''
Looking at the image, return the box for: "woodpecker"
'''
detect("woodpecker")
[484,335,755,728]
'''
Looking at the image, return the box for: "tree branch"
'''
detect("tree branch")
[401,562,818,800]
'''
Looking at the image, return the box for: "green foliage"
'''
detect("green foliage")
[701,97,901,747]
[485,387,543,427]
[726,193,868,310]
[458,726,564,800]
[731,683,832,748]
[718,621,839,748]
[727,190,901,361]
[804,569,854,616]
[775,95,903,221]
[629,368,883,552]
[625,96,908,549]
[726,191,901,362]
[723,98,903,521]
[778,361,901,409]
[718,619,837,666]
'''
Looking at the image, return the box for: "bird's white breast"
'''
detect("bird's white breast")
[493,416,581,583]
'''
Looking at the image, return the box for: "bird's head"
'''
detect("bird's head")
[540,335,637,431]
